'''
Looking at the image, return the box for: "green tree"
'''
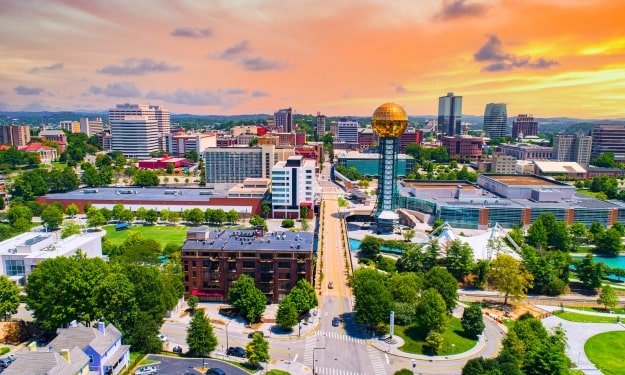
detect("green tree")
[186,310,218,357]
[287,279,318,314]
[7,205,33,226]
[133,169,159,186]
[0,275,20,320]
[415,289,447,333]
[226,209,240,224]
[461,304,485,338]
[145,209,158,224]
[281,218,294,228]
[425,330,444,353]
[576,253,607,290]
[250,215,266,227]
[246,332,270,366]
[402,228,415,242]
[396,245,425,273]
[276,297,299,329]
[424,267,457,312]
[352,268,392,328]
[596,227,623,256]
[112,203,125,221]
[527,220,548,250]
[300,205,309,219]
[159,209,170,223]
[589,221,605,243]
[125,311,162,354]
[136,207,147,221]
[95,271,138,332]
[41,204,64,230]
[592,152,616,168]
[445,240,475,280]
[597,284,618,311]
[187,208,205,225]
[166,162,174,174]
[394,370,413,375]
[472,260,490,289]
[228,274,267,323]
[488,254,533,305]
[261,200,271,218]
[188,295,199,311]
[60,220,81,238]
[388,272,422,303]
[359,235,382,259]
[86,207,106,229]
[65,204,79,218]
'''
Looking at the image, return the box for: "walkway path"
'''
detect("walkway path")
[541,312,625,375]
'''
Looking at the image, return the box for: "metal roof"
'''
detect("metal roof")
[181,229,313,252]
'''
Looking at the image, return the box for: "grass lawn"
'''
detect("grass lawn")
[394,317,477,356]
[577,189,606,199]
[554,311,620,323]
[565,306,625,314]
[103,224,188,246]
[585,331,625,375]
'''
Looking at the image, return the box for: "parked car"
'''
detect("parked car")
[226,346,246,358]
[172,346,183,354]
[156,334,168,342]
[205,368,226,375]
[134,365,158,375]
[247,331,265,339]
[332,317,341,327]
[328,281,334,289]
[0,356,14,368]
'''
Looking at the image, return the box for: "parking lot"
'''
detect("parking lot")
[144,355,249,375]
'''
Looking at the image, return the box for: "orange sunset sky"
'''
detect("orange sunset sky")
[1,0,625,118]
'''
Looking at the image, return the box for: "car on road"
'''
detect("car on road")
[226,346,246,358]
[332,317,341,327]
[247,331,265,339]
[0,356,15,368]
[134,365,159,375]
[156,334,168,342]
[328,281,334,289]
[205,368,226,375]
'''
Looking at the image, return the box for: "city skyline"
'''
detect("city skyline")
[1,0,625,118]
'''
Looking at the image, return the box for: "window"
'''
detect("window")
[278,261,291,269]
[278,272,291,280]
[242,252,256,258]
[279,283,291,291]
[242,261,256,269]
[4,260,25,277]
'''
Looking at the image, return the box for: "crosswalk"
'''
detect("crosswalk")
[303,334,316,368]
[366,345,388,375]
[313,367,367,375]
[315,330,368,345]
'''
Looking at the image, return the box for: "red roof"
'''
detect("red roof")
[18,143,55,151]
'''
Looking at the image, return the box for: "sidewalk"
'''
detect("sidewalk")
[267,359,312,374]
[167,302,321,340]
[369,332,487,362]
[538,305,625,319]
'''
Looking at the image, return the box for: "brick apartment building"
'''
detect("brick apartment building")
[442,135,483,160]
[181,228,314,303]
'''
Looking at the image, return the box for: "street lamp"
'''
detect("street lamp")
[411,359,416,374]
[225,319,232,351]
[312,347,325,375]
[451,343,455,356]
[298,319,302,337]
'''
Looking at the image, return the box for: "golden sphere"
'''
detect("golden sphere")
[371,102,408,137]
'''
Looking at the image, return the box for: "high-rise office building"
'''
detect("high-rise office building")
[553,134,592,165]
[204,145,294,184]
[336,119,359,143]
[438,92,463,136]
[591,125,625,161]
[315,112,326,137]
[271,155,316,219]
[109,103,170,156]
[79,117,104,136]
[0,125,31,147]
[512,114,538,139]
[483,103,507,139]
[59,121,81,133]
[274,108,293,133]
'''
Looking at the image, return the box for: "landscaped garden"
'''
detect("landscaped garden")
[103,224,188,246]
[585,331,625,375]
[554,311,621,324]
[394,317,478,355]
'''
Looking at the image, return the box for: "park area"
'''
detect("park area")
[103,224,188,246]
[394,317,477,356]
[585,331,625,375]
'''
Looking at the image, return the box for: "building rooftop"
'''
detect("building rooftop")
[0,231,103,259]
[4,347,89,375]
[50,323,122,356]
[43,187,229,202]
[483,174,564,187]
[534,161,587,174]
[181,229,313,253]
[403,180,480,190]
[336,150,414,160]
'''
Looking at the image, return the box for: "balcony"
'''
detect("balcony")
[297,268,306,274]
[296,259,306,264]
[227,258,237,262]
[259,258,273,263]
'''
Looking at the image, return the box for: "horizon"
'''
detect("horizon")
[1,1,625,119]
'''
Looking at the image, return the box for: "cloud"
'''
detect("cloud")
[394,84,408,94]
[240,57,287,71]
[474,35,559,72]
[436,0,488,20]
[251,90,270,97]
[29,62,64,74]
[146,88,247,107]
[14,86,45,95]
[170,27,213,38]
[215,40,251,60]
[97,58,181,75]
[89,82,141,97]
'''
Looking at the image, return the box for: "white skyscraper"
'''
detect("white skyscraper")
[271,155,316,219]
[336,119,359,143]
[109,104,168,157]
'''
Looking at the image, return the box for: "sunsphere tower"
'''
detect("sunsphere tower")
[371,103,408,231]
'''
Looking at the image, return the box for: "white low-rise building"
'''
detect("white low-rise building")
[0,231,104,284]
